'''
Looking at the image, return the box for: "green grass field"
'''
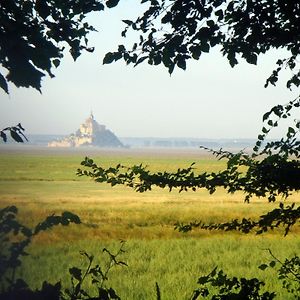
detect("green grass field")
[0,146,299,299]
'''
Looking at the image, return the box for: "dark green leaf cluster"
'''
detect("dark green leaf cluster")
[0,204,128,299]
[63,241,126,300]
[77,157,205,193]
[0,0,106,93]
[191,266,276,300]
[259,249,300,299]
[77,146,300,202]
[175,203,300,236]
[104,0,300,87]
[192,250,300,300]
[0,206,81,296]
[0,123,27,143]
[34,211,81,234]
[254,96,300,154]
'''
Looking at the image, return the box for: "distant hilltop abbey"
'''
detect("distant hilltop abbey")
[48,113,123,148]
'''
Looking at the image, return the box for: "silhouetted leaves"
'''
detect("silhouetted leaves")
[192,267,276,300]
[0,73,8,94]
[104,0,300,89]
[103,52,122,64]
[175,203,300,236]
[0,205,81,297]
[78,148,300,203]
[64,241,125,300]
[106,0,120,8]
[0,131,7,143]
[69,267,82,281]
[34,211,81,234]
[258,250,300,297]
[0,207,124,299]
[0,124,27,143]
[0,0,105,92]
[10,130,24,143]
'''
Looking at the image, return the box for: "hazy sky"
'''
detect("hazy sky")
[1,2,299,139]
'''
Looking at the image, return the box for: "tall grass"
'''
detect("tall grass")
[19,237,300,300]
[0,148,299,299]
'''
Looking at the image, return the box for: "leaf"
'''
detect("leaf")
[53,59,60,68]
[257,134,264,141]
[269,260,276,268]
[106,0,120,8]
[288,127,295,135]
[98,288,109,299]
[7,60,44,92]
[17,123,25,131]
[135,56,148,66]
[168,62,175,75]
[207,20,215,27]
[197,275,209,284]
[62,211,81,224]
[200,42,210,53]
[263,111,271,121]
[0,131,7,142]
[215,9,224,20]
[10,130,24,143]
[103,52,122,64]
[122,19,133,26]
[258,264,268,270]
[228,52,238,67]
[35,1,51,19]
[108,288,120,298]
[210,266,217,277]
[69,267,82,281]
[176,56,186,70]
[246,53,257,65]
[190,45,201,60]
[0,72,8,94]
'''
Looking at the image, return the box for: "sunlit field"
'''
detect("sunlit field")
[0,146,299,299]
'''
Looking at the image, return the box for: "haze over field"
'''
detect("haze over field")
[1,1,299,140]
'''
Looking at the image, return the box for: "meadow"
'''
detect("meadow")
[0,146,299,299]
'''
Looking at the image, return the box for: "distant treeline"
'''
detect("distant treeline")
[120,137,256,149]
[1,134,257,149]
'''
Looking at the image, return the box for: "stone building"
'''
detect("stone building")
[48,113,123,147]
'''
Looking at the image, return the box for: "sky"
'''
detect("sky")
[1,2,299,139]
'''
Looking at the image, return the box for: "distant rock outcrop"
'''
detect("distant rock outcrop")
[48,113,123,148]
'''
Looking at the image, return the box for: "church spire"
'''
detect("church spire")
[90,110,94,120]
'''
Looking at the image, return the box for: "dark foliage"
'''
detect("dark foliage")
[191,250,300,299]
[0,206,126,300]
[77,129,300,202]
[0,206,80,298]
[104,0,300,90]
[175,203,300,236]
[0,0,120,93]
[191,267,276,300]
[259,249,300,298]
[62,242,126,300]
[2,1,300,92]
[0,123,27,143]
